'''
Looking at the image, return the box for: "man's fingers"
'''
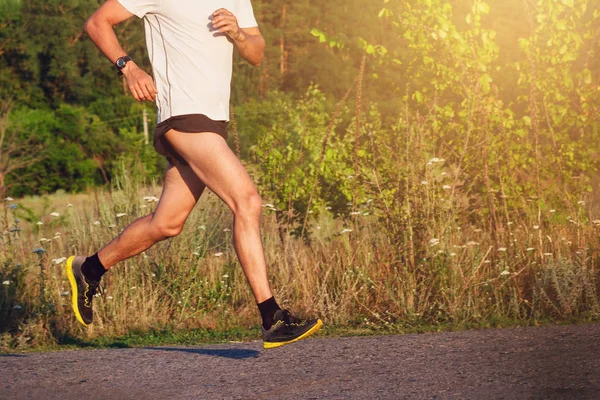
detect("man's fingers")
[145,81,157,101]
[212,15,236,28]
[212,8,232,17]
[139,84,153,102]
[130,85,143,101]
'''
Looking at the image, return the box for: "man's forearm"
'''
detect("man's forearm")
[85,18,128,65]
[234,32,265,67]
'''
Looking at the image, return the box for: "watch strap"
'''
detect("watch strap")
[115,56,132,75]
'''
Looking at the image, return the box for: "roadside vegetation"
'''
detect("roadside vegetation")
[1,0,599,350]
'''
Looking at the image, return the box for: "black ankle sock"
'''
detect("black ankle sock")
[81,253,107,282]
[258,297,281,330]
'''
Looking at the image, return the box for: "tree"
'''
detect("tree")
[0,100,42,197]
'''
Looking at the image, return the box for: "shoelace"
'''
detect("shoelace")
[85,278,103,298]
[281,310,303,325]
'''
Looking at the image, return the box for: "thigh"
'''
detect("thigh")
[163,130,258,211]
[152,161,206,228]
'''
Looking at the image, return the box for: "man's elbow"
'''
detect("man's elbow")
[84,16,97,35]
[251,53,264,67]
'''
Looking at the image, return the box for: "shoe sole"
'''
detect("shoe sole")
[66,256,89,326]
[263,319,323,349]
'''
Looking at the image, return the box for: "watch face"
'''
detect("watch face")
[116,58,126,69]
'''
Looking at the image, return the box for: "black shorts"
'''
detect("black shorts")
[154,114,229,165]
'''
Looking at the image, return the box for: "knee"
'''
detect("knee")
[233,190,263,219]
[150,220,184,239]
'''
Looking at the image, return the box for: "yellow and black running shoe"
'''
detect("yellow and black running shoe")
[262,310,323,349]
[65,255,99,326]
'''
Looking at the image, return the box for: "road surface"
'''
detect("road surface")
[1,324,599,399]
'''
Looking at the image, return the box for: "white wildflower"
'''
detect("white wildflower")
[222,274,229,279]
[36,221,43,226]
[116,213,127,218]
[53,236,61,240]
[199,225,206,230]
[544,253,553,256]
[316,226,321,230]
[130,286,136,290]
[40,238,50,243]
[193,252,200,256]
[151,273,156,277]
[67,204,73,208]
[533,225,540,230]
[52,257,67,264]
[262,204,275,208]
[500,270,511,276]
[340,228,353,234]
[2,280,10,285]
[108,224,116,228]
[577,201,586,206]
[442,185,452,190]
[498,248,507,252]
[12,305,22,310]
[107,296,114,300]
[526,248,535,252]
[4,197,13,202]
[421,181,429,185]
[50,212,60,217]
[550,209,557,213]
[214,252,224,257]
[60,291,69,297]
[223,228,231,232]
[592,220,600,225]
[467,241,479,246]
[93,221,101,226]
[484,260,491,264]
[450,253,457,257]
[363,212,370,216]
[507,222,514,226]
[350,211,361,215]
[429,238,440,246]
[325,206,332,210]
[429,157,442,164]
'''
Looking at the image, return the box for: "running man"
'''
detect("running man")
[66,0,322,349]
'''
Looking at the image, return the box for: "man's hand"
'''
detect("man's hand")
[122,62,157,102]
[212,9,245,42]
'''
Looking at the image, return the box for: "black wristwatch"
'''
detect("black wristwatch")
[115,55,132,75]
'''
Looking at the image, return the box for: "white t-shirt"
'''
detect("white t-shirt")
[117,0,258,123]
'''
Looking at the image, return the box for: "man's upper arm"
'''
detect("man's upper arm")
[88,0,136,26]
[90,0,161,26]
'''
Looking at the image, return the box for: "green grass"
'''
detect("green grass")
[4,314,598,355]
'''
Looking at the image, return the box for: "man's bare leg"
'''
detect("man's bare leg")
[67,162,206,325]
[163,130,323,348]
[164,130,273,303]
[98,162,206,268]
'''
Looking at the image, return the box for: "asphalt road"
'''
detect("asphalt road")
[1,324,599,399]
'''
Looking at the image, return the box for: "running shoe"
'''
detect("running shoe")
[65,255,99,326]
[262,309,323,349]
